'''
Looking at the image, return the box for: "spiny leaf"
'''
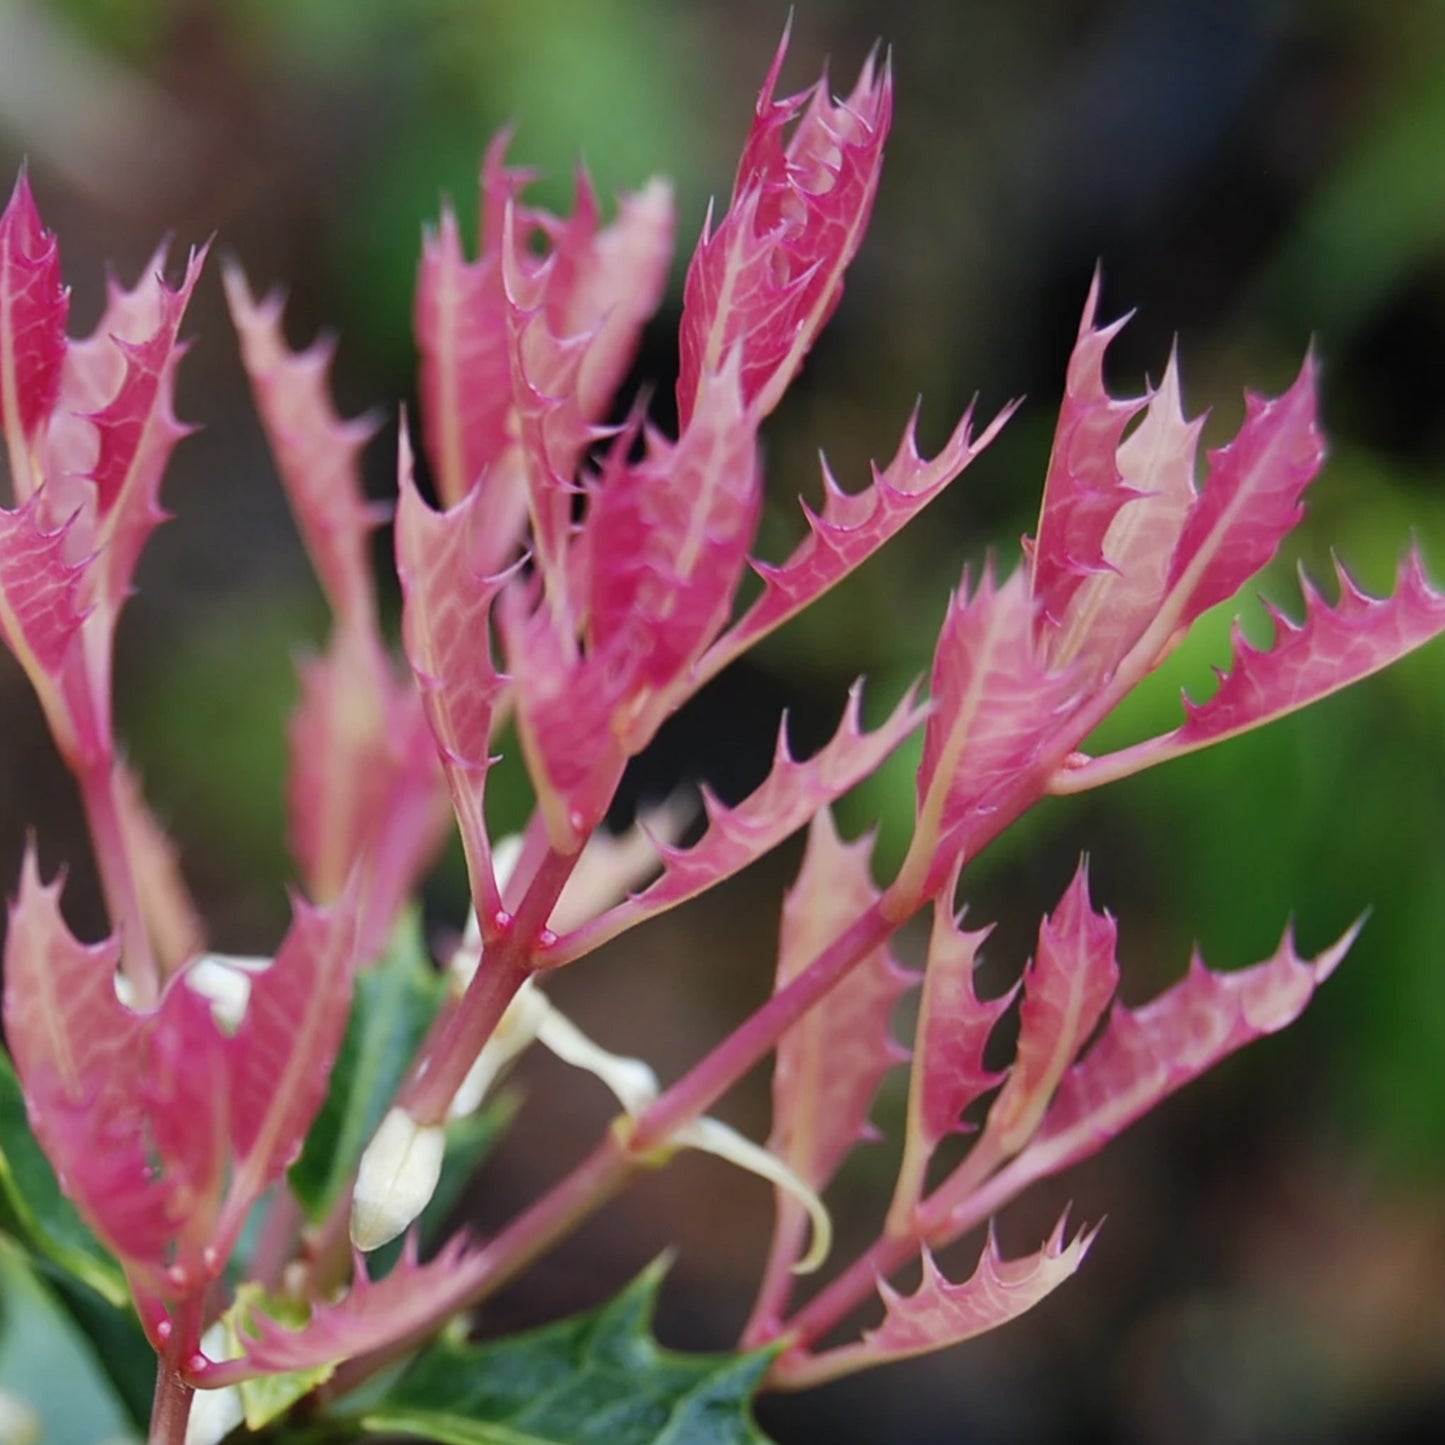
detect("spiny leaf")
[0,1051,128,1308]
[1030,275,1147,643]
[751,812,910,1327]
[700,398,1011,687]
[552,682,926,964]
[774,1215,1093,1389]
[360,1260,777,1445]
[986,860,1119,1155]
[1016,923,1359,1183]
[224,265,384,629]
[1166,356,1323,628]
[0,169,68,502]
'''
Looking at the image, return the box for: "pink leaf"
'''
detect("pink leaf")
[778,1215,1093,1385]
[700,399,1012,686]
[866,1217,1093,1363]
[1030,276,1148,642]
[83,246,205,622]
[0,170,68,502]
[200,1235,472,1384]
[986,861,1118,1155]
[582,356,761,737]
[220,891,359,1245]
[395,433,511,923]
[1045,348,1203,676]
[1172,550,1445,750]
[0,491,89,697]
[3,852,228,1291]
[750,811,911,1322]
[552,681,926,964]
[415,189,514,512]
[1018,923,1359,1182]
[288,617,445,955]
[906,899,1009,1163]
[1166,355,1323,628]
[1054,551,1445,791]
[225,266,384,628]
[678,35,891,423]
[912,567,1079,874]
[768,811,910,1191]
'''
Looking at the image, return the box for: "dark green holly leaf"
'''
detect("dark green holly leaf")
[357,1259,777,1445]
[0,1051,128,1308]
[290,911,448,1221]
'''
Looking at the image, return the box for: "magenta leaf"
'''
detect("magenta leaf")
[1044,349,1203,677]
[1173,551,1445,750]
[1030,276,1147,642]
[224,266,384,628]
[1165,356,1323,628]
[986,860,1118,1154]
[908,567,1079,887]
[0,491,89,715]
[1054,550,1445,792]
[678,34,891,423]
[0,170,68,502]
[82,246,205,626]
[395,434,512,924]
[749,811,911,1329]
[3,851,229,1292]
[700,399,1012,687]
[1012,923,1359,1187]
[200,1235,472,1384]
[217,890,360,1254]
[552,681,926,963]
[899,897,1009,1183]
[582,357,761,738]
[776,1215,1093,1387]
[415,157,515,512]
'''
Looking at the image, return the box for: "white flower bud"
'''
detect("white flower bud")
[350,1107,447,1251]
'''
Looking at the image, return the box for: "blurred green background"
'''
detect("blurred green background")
[2,0,1444,1440]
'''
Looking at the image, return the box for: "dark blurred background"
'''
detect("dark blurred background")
[2,1,1444,1441]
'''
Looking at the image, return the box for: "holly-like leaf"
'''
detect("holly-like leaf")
[986,861,1118,1155]
[395,429,513,905]
[678,34,891,423]
[699,399,1011,688]
[289,911,447,1223]
[552,682,926,964]
[906,567,1079,890]
[359,1260,777,1445]
[225,266,384,629]
[890,890,1010,1224]
[0,493,89,739]
[200,1235,473,1385]
[1166,356,1322,628]
[0,170,68,503]
[1030,276,1147,644]
[749,812,910,1331]
[773,1216,1092,1389]
[81,246,204,630]
[1013,923,1359,1185]
[0,1051,127,1308]
[1171,551,1445,752]
[218,892,360,1253]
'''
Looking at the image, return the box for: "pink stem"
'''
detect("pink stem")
[148,1297,202,1445]
[79,760,159,1005]
[402,844,580,1125]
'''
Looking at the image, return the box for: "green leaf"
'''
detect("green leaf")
[358,1260,778,1445]
[290,911,448,1221]
[224,1284,337,1427]
[0,1051,128,1308]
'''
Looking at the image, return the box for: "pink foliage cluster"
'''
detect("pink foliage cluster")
[3,29,1444,1434]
